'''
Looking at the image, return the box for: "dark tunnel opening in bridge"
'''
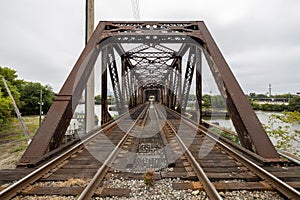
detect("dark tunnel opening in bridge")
[144,89,160,103]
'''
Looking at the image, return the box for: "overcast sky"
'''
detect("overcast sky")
[0,0,299,95]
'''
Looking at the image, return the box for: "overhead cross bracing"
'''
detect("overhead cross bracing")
[125,45,176,88]
[18,21,280,167]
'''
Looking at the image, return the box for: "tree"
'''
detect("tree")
[0,67,24,107]
[188,94,196,101]
[19,82,55,115]
[264,111,300,155]
[289,96,300,112]
[95,95,101,105]
[0,89,13,127]
[202,94,211,109]
[211,95,226,109]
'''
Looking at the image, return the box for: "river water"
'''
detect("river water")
[206,110,278,131]
[206,110,300,155]
[75,104,298,131]
[74,104,299,154]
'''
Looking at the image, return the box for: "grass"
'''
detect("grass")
[0,115,39,140]
[0,115,40,169]
[9,146,25,153]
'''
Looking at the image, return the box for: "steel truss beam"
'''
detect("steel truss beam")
[107,45,125,114]
[195,47,202,123]
[18,21,279,166]
[172,57,181,109]
[178,46,196,114]
[167,69,174,108]
[101,47,113,124]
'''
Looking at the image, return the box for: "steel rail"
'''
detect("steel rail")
[77,104,149,199]
[277,150,300,166]
[166,107,300,199]
[154,104,222,200]
[0,105,146,200]
[202,127,300,199]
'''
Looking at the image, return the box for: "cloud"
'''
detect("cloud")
[0,0,299,94]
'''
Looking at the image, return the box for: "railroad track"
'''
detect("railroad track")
[0,103,300,199]
[155,104,300,199]
[0,104,148,199]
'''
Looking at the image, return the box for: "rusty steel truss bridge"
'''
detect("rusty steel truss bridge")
[18,21,281,167]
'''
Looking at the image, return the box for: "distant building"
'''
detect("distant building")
[251,98,289,105]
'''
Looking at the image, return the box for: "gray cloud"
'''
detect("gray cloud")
[0,0,299,94]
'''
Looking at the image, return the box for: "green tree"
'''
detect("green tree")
[0,89,13,127]
[255,93,269,98]
[211,95,226,109]
[95,95,101,105]
[0,67,24,91]
[0,67,24,107]
[188,94,196,101]
[264,111,300,155]
[19,82,55,115]
[202,94,211,109]
[289,96,300,112]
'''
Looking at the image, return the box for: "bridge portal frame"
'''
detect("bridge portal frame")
[18,21,279,167]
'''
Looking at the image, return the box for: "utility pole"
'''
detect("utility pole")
[86,0,94,44]
[2,77,31,144]
[85,0,95,133]
[39,88,43,127]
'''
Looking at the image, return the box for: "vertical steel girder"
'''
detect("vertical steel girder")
[121,56,127,105]
[195,48,202,123]
[169,68,175,108]
[18,21,279,166]
[101,47,113,124]
[122,57,133,108]
[168,69,174,108]
[178,46,196,114]
[107,45,125,114]
[172,57,181,109]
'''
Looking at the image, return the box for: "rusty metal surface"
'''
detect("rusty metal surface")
[108,45,126,114]
[178,46,196,113]
[19,21,279,166]
[197,21,279,159]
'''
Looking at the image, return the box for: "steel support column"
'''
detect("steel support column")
[107,46,125,114]
[179,46,196,114]
[138,87,143,104]
[130,71,137,108]
[174,57,182,110]
[195,47,202,123]
[101,47,112,124]
[122,56,132,109]
[169,68,175,109]
[121,55,127,108]
[160,86,164,103]
[168,70,174,108]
